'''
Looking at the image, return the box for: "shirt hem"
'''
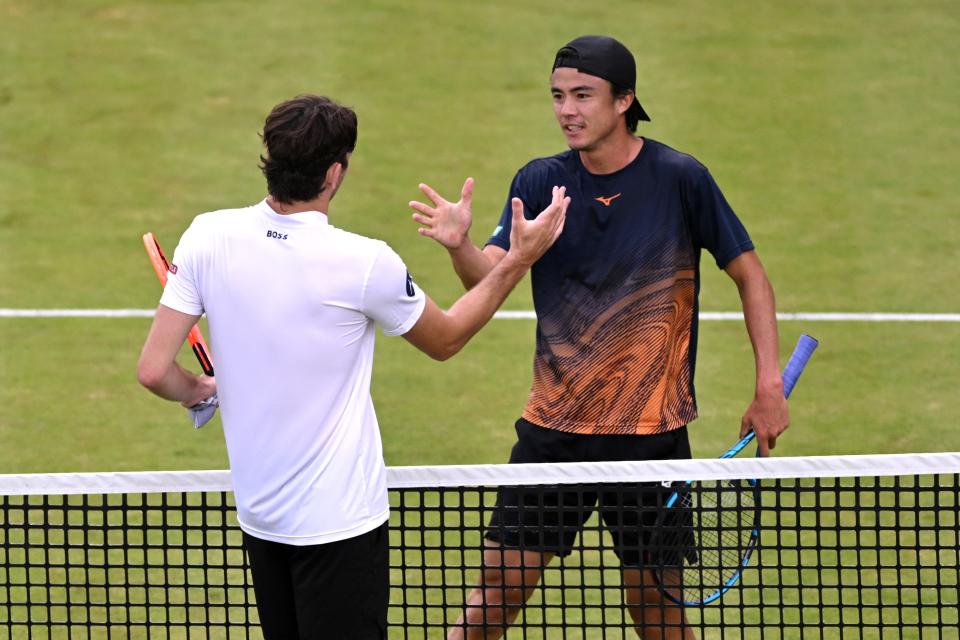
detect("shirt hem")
[156,299,204,317]
[485,236,510,251]
[520,410,697,436]
[237,508,390,546]
[715,241,755,270]
[383,294,426,337]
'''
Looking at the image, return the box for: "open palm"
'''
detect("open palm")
[409,177,474,249]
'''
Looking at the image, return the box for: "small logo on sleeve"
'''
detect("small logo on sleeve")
[168,264,178,274]
[492,225,503,237]
[405,271,416,297]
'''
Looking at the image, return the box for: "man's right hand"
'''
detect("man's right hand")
[506,186,570,267]
[181,374,218,410]
[409,177,474,249]
[401,185,570,362]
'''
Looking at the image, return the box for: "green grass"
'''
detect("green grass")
[0,1,958,637]
[1,1,958,467]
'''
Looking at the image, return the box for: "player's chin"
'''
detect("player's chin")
[565,137,595,152]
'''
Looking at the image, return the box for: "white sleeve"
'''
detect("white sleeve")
[159,222,205,316]
[361,244,426,336]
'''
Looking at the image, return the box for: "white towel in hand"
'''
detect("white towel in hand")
[188,394,219,429]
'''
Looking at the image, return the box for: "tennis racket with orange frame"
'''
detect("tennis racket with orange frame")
[142,232,214,377]
[143,232,219,428]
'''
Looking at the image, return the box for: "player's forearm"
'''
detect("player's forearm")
[738,273,782,392]
[446,240,497,290]
[138,360,207,403]
[427,255,529,360]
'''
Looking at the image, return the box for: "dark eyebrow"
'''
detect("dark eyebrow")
[551,85,598,94]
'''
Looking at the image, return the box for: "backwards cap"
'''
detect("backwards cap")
[552,35,651,122]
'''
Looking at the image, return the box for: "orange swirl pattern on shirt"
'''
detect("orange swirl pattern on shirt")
[522,269,698,435]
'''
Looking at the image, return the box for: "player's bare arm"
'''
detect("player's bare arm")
[410,177,507,290]
[404,187,569,360]
[724,250,789,456]
[138,305,217,408]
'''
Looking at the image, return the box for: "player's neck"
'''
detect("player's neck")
[578,134,643,175]
[266,194,331,216]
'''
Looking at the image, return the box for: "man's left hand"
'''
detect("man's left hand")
[740,382,789,457]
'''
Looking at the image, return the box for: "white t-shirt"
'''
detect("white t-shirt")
[160,199,425,545]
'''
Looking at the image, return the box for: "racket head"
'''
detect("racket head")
[143,233,171,285]
[650,334,818,606]
[649,473,761,606]
[142,232,215,377]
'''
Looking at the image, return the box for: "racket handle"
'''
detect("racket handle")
[725,334,819,457]
[782,334,818,399]
[190,338,215,377]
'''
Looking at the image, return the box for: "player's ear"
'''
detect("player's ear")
[615,89,634,117]
[323,160,346,194]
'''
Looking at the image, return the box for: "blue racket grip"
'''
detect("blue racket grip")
[724,334,818,457]
[782,334,818,399]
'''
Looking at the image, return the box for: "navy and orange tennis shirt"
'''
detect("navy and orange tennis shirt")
[487,138,754,436]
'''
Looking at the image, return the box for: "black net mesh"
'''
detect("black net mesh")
[1,470,958,638]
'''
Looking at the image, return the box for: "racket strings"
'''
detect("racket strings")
[652,480,759,600]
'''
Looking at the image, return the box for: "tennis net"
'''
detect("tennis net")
[1,452,958,639]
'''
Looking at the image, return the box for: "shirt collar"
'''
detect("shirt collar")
[257,198,329,227]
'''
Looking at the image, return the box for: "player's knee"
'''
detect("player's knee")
[480,565,536,586]
[624,584,665,608]
[476,568,539,606]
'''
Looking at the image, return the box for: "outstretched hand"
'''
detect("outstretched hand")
[507,186,570,267]
[409,178,474,249]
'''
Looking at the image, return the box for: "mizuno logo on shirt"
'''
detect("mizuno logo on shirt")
[595,193,622,207]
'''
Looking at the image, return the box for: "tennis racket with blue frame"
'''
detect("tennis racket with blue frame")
[649,334,819,606]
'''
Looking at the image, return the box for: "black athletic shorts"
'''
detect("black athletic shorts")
[243,521,389,640]
[486,418,693,567]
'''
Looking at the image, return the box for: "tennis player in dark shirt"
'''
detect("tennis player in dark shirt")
[410,36,789,639]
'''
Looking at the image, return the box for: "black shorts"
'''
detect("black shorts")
[486,419,692,567]
[243,521,389,640]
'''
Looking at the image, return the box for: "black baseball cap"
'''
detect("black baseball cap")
[552,35,651,122]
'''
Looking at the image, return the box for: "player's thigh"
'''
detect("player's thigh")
[243,532,300,639]
[596,426,693,565]
[486,419,598,555]
[289,522,390,640]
